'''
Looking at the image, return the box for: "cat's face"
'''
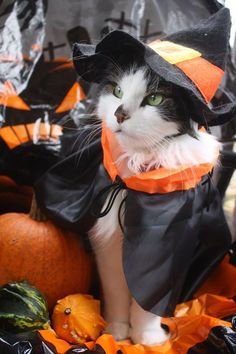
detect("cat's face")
[97,66,191,153]
[96,65,219,172]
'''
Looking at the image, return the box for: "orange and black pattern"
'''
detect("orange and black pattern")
[0,58,86,184]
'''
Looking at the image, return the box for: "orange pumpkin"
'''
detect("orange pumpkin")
[0,195,93,310]
[52,294,106,344]
[0,175,17,188]
[0,175,33,213]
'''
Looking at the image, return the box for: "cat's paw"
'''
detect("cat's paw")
[130,326,170,346]
[103,321,129,341]
[129,299,170,345]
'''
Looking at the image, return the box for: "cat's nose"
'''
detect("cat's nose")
[114,105,130,124]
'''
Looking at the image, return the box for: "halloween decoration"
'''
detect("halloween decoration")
[1,260,236,354]
[0,175,33,213]
[0,0,45,108]
[0,195,93,310]
[52,294,106,344]
[0,175,17,188]
[37,262,236,353]
[0,58,86,186]
[0,280,50,333]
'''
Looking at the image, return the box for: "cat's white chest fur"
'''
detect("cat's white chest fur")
[89,190,170,345]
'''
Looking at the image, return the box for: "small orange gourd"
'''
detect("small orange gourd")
[52,294,106,344]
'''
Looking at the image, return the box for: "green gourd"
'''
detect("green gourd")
[0,280,50,333]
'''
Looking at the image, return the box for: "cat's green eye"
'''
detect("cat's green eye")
[147,94,163,106]
[113,85,123,99]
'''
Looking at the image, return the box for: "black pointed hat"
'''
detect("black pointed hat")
[73,8,236,126]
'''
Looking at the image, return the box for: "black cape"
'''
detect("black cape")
[35,127,232,317]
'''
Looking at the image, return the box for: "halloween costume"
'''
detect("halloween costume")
[0,58,86,185]
[35,8,234,317]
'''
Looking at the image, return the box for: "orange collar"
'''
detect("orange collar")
[101,123,215,194]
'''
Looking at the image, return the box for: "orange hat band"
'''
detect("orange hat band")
[148,40,224,103]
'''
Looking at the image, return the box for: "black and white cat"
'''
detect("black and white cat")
[89,64,219,345]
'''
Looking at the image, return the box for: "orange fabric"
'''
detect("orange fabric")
[27,123,62,142]
[0,127,20,149]
[3,96,31,110]
[0,123,62,149]
[31,43,43,52]
[148,40,201,65]
[101,124,215,194]
[27,123,40,141]
[56,82,86,113]
[175,293,236,319]
[39,293,234,354]
[39,122,50,139]
[51,124,63,139]
[0,81,30,110]
[176,57,224,103]
[196,255,236,299]
[51,62,74,72]
[12,125,30,144]
[0,81,17,96]
[0,55,21,62]
[49,57,73,63]
[38,330,72,353]
[148,40,224,103]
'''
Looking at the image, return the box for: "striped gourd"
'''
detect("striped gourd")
[0,281,50,333]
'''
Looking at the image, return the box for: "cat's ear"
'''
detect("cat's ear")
[73,43,111,83]
[72,31,145,83]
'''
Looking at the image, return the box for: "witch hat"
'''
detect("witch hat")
[73,8,235,127]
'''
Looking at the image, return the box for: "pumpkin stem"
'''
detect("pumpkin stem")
[30,193,47,221]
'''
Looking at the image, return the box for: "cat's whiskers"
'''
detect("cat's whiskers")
[83,124,101,148]
[115,132,171,173]
[76,122,102,151]
[75,125,102,168]
[51,113,78,129]
[59,119,101,167]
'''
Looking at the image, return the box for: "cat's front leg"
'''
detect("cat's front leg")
[130,299,170,345]
[90,221,131,341]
